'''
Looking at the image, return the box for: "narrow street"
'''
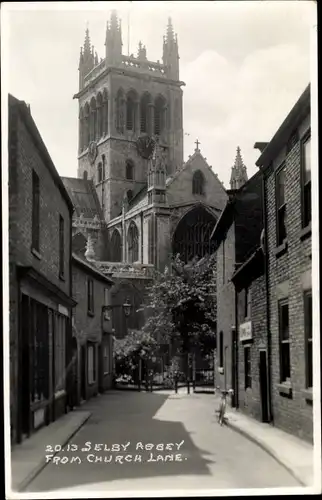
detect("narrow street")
[25,390,300,493]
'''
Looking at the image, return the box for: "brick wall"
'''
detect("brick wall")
[9,100,73,443]
[215,223,236,393]
[72,262,112,401]
[265,112,313,442]
[237,273,267,421]
[14,116,72,295]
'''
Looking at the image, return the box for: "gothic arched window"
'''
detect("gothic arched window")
[127,189,133,203]
[102,89,108,136]
[90,97,97,142]
[127,222,139,263]
[154,95,166,136]
[110,229,122,262]
[79,107,84,152]
[126,159,134,180]
[172,206,216,264]
[97,162,103,183]
[83,170,88,180]
[116,88,125,134]
[192,170,205,195]
[84,102,90,148]
[140,92,151,133]
[96,92,103,139]
[126,90,138,131]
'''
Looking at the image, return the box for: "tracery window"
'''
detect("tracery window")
[90,97,97,142]
[84,103,90,148]
[110,229,122,262]
[172,206,216,264]
[116,88,125,134]
[126,159,134,180]
[102,89,109,136]
[96,92,103,139]
[127,222,139,263]
[192,170,205,195]
[140,92,151,133]
[154,95,166,135]
[126,90,137,131]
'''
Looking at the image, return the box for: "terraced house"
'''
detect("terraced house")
[8,95,76,444]
[256,84,313,442]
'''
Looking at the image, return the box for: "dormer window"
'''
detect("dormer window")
[192,170,205,195]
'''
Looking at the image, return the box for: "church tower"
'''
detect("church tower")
[74,11,185,222]
[230,146,248,190]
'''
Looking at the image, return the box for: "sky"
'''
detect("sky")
[4,1,316,188]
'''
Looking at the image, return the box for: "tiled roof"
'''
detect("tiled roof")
[61,177,103,219]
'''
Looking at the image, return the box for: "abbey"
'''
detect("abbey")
[62,11,248,340]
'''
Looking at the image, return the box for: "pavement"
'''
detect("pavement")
[225,407,314,488]
[8,390,317,497]
[10,409,91,493]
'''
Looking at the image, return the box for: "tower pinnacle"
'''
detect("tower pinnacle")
[230,146,248,190]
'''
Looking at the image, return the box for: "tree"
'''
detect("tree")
[141,253,217,375]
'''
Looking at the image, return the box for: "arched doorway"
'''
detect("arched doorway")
[172,205,217,264]
[111,282,144,339]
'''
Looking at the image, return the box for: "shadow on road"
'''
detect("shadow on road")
[25,391,214,492]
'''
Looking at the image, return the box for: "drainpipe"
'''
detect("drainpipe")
[140,211,144,264]
[262,170,273,423]
[234,285,239,409]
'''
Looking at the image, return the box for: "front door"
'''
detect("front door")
[98,344,104,393]
[231,327,238,408]
[20,294,31,438]
[259,350,269,423]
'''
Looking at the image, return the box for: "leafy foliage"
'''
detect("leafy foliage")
[114,329,157,378]
[141,253,217,359]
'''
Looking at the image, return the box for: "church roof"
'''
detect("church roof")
[61,177,103,219]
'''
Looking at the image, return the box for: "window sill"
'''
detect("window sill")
[302,388,313,402]
[300,224,312,241]
[275,240,288,258]
[218,367,224,374]
[31,247,42,260]
[277,382,292,397]
[87,311,95,318]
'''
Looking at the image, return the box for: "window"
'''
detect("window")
[116,88,125,134]
[244,287,251,319]
[222,239,225,284]
[54,312,66,393]
[97,162,103,183]
[103,343,110,374]
[192,170,205,195]
[140,93,151,133]
[88,344,96,384]
[59,215,64,278]
[83,170,88,180]
[32,170,40,252]
[244,346,251,389]
[219,331,224,368]
[276,165,287,246]
[126,91,137,131]
[127,222,139,263]
[304,290,312,388]
[110,229,122,262]
[154,95,166,135]
[126,159,134,180]
[127,190,133,203]
[302,134,311,228]
[87,278,94,314]
[278,299,290,383]
[104,288,109,307]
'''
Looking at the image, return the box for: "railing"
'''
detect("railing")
[84,59,106,86]
[96,261,155,279]
[121,55,166,76]
[72,216,105,230]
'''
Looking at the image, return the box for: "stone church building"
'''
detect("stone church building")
[62,11,248,341]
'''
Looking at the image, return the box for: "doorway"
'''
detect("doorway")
[80,344,86,401]
[259,350,269,423]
